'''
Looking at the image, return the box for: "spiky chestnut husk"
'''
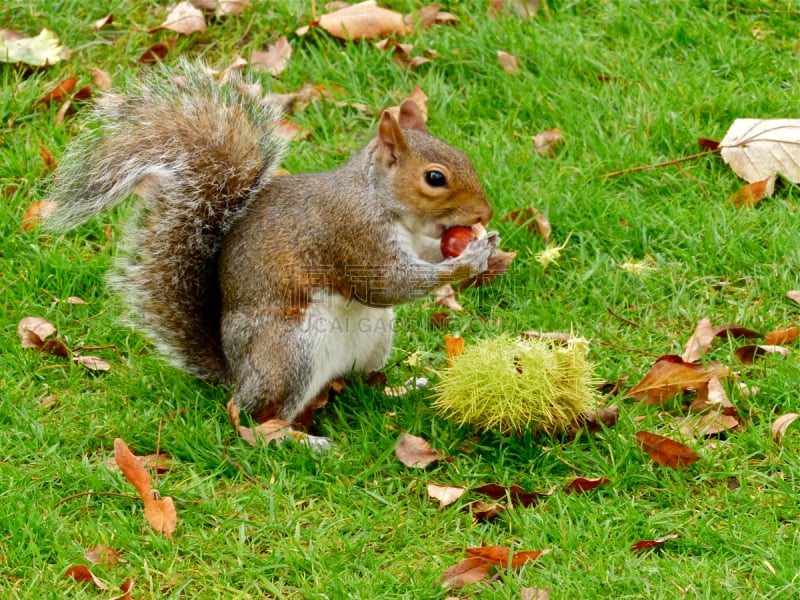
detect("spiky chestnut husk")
[432,334,599,435]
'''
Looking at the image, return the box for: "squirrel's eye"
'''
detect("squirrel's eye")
[425,170,447,188]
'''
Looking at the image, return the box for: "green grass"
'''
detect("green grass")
[3,0,800,597]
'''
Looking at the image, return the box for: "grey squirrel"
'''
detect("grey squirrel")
[47,62,497,433]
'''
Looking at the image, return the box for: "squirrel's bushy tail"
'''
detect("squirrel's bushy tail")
[47,61,285,379]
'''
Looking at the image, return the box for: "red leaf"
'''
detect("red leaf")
[472,483,551,508]
[564,477,609,494]
[625,355,729,405]
[635,431,700,468]
[631,533,679,552]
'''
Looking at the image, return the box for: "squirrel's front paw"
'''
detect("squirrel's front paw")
[449,234,495,279]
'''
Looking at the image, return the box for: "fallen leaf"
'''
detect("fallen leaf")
[114,438,177,537]
[110,577,134,600]
[501,206,551,242]
[533,128,564,157]
[215,0,250,16]
[472,483,550,508]
[227,397,241,428]
[18,316,57,348]
[466,546,550,568]
[385,85,429,122]
[630,533,680,553]
[435,284,463,311]
[427,483,466,508]
[89,67,112,90]
[497,50,519,75]
[564,477,609,494]
[460,248,518,288]
[580,404,620,433]
[679,410,739,439]
[786,290,800,305]
[67,296,87,305]
[35,76,77,106]
[689,375,735,412]
[470,500,506,522]
[444,333,464,366]
[395,433,442,468]
[405,4,457,29]
[681,317,714,363]
[635,431,700,468]
[521,587,550,600]
[712,323,762,340]
[625,355,729,405]
[64,565,109,590]
[39,144,52,167]
[441,557,492,589]
[729,178,775,207]
[296,0,409,40]
[155,2,206,35]
[429,312,451,328]
[720,119,800,184]
[138,39,175,63]
[238,419,292,447]
[22,200,59,231]
[84,545,123,566]
[39,394,58,409]
[275,119,312,141]
[0,29,66,66]
[489,0,540,19]
[733,344,789,365]
[251,36,292,76]
[771,413,800,444]
[765,326,799,346]
[91,14,113,31]
[74,354,111,371]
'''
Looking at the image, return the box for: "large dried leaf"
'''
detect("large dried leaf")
[729,178,775,207]
[765,326,799,346]
[720,119,800,184]
[466,546,550,568]
[635,431,700,468]
[0,29,65,66]
[630,533,679,553]
[786,290,800,305]
[771,413,800,444]
[712,323,762,340]
[395,433,442,468]
[297,1,409,40]
[733,344,789,365]
[441,557,491,589]
[251,36,292,76]
[564,477,609,495]
[157,2,206,35]
[18,317,57,348]
[625,355,729,405]
[681,317,714,363]
[689,375,735,412]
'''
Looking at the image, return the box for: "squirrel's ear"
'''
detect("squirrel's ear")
[377,109,409,167]
[396,100,427,132]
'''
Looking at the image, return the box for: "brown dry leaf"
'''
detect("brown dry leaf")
[216,0,250,16]
[34,76,77,106]
[497,50,519,75]
[73,354,111,371]
[114,438,177,538]
[427,483,466,508]
[625,355,729,405]
[429,312,450,328]
[689,375,734,412]
[712,323,763,340]
[67,296,87,304]
[460,248,518,288]
[275,119,312,141]
[156,2,206,35]
[771,413,800,444]
[18,316,57,349]
[681,317,714,363]
[786,290,800,305]
[39,394,58,409]
[733,344,789,365]
[765,326,799,346]
[564,477,609,495]
[91,14,113,31]
[521,588,550,600]
[444,333,464,366]
[395,433,442,468]
[64,565,109,590]
[394,54,432,71]
[729,178,775,207]
[227,397,241,428]
[489,0,540,19]
[679,409,740,439]
[138,39,175,63]
[40,144,55,170]
[465,546,550,568]
[405,4,457,29]
[471,500,506,522]
[635,431,700,468]
[84,544,123,566]
[581,404,620,432]
[501,206,551,242]
[238,419,292,446]
[533,128,564,157]
[110,577,134,600]
[54,99,74,125]
[89,67,112,90]
[472,483,550,508]
[251,36,292,76]
[435,284,463,311]
[630,533,680,553]
[297,0,409,39]
[441,557,492,589]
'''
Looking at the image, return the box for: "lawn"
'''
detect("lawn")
[2,0,800,598]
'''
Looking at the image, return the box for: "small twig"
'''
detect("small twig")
[221,443,271,491]
[54,490,138,508]
[598,148,720,180]
[606,307,641,328]
[676,164,713,201]
[597,339,659,357]
[71,344,130,368]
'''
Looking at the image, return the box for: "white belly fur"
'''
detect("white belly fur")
[301,290,394,404]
